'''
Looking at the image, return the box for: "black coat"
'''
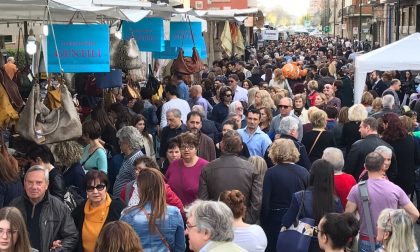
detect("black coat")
[302,130,336,163]
[49,168,66,201]
[344,134,398,181]
[71,197,126,252]
[342,121,362,155]
[373,79,388,97]
[384,135,420,194]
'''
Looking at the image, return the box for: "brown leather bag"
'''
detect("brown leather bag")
[0,67,24,110]
[171,47,204,75]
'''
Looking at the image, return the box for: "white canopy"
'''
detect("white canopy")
[354,32,420,103]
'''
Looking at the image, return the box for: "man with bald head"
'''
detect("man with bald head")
[189,84,213,118]
[269,97,303,141]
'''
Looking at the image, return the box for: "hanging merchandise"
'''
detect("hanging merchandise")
[146,64,160,94]
[0,84,19,129]
[153,41,179,59]
[16,82,82,144]
[170,21,202,48]
[123,78,141,100]
[47,24,110,73]
[44,75,62,110]
[0,68,24,110]
[122,18,165,52]
[110,36,144,70]
[220,20,232,57]
[170,20,204,75]
[233,25,245,57]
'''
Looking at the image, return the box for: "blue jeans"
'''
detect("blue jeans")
[358,239,380,252]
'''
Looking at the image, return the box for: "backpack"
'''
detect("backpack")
[64,186,84,211]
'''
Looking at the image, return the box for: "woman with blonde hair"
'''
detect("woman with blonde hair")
[120,168,185,251]
[302,109,336,162]
[248,156,268,177]
[95,220,143,252]
[0,207,35,252]
[376,209,417,252]
[361,91,374,113]
[342,104,368,154]
[259,107,273,134]
[307,80,319,106]
[261,138,309,251]
[293,94,310,124]
[250,90,276,111]
[247,87,259,108]
[371,97,383,115]
[269,68,293,97]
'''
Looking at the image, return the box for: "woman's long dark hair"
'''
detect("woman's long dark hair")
[310,159,335,223]
[382,113,407,142]
[91,104,116,132]
[131,114,152,144]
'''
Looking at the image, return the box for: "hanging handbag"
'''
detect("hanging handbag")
[0,67,24,110]
[171,19,204,75]
[128,64,147,83]
[110,36,143,70]
[16,82,82,144]
[0,84,19,129]
[146,64,160,94]
[123,79,140,100]
[44,75,62,110]
[276,191,315,252]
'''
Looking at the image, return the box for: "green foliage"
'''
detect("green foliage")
[4,49,26,69]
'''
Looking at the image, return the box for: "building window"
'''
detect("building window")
[195,1,203,9]
[3,35,12,43]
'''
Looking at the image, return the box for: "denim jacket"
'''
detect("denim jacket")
[120,203,185,252]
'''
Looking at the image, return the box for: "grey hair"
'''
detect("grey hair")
[192,105,205,118]
[228,101,242,114]
[186,200,234,242]
[166,108,182,118]
[322,147,344,172]
[280,97,293,107]
[116,126,144,150]
[25,165,49,181]
[374,145,392,157]
[382,94,394,108]
[278,116,299,135]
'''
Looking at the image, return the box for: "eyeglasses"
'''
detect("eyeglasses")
[86,184,106,192]
[181,144,195,150]
[186,223,197,230]
[0,228,18,237]
[313,226,321,236]
[278,105,291,109]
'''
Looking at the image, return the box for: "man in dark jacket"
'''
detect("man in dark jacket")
[371,70,388,97]
[186,111,216,162]
[11,166,78,252]
[344,117,397,181]
[159,108,187,159]
[198,130,262,224]
[264,116,311,170]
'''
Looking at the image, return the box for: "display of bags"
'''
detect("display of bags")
[16,83,82,144]
[110,36,143,70]
[171,47,204,75]
[0,84,19,129]
[276,191,315,252]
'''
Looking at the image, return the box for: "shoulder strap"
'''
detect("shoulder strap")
[358,180,376,252]
[308,130,324,156]
[285,165,307,189]
[125,180,135,204]
[295,190,306,224]
[141,209,172,251]
[81,148,100,166]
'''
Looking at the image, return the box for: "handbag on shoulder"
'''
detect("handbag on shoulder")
[16,82,82,144]
[276,191,315,252]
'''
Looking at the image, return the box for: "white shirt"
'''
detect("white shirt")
[160,98,191,128]
[233,86,248,102]
[233,225,267,252]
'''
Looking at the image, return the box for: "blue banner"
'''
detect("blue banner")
[122,18,164,52]
[47,24,109,73]
[182,35,207,59]
[170,22,202,47]
[153,40,178,59]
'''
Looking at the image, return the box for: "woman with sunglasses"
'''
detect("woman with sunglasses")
[72,170,126,252]
[316,213,359,252]
[376,208,418,252]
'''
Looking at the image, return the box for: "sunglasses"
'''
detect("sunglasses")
[86,184,106,192]
[278,105,291,109]
[225,93,232,97]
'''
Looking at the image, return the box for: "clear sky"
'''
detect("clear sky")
[258,0,310,17]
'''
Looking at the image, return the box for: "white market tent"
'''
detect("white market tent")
[354,32,420,103]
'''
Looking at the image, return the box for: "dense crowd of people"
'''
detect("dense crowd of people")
[2,34,420,252]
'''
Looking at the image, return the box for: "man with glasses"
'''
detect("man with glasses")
[237,109,272,156]
[11,166,78,252]
[228,74,248,102]
[211,87,233,131]
[269,97,303,141]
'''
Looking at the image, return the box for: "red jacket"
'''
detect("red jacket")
[120,182,185,217]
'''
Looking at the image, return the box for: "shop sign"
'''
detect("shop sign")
[170,22,202,47]
[47,24,109,73]
[262,30,279,41]
[122,17,165,52]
